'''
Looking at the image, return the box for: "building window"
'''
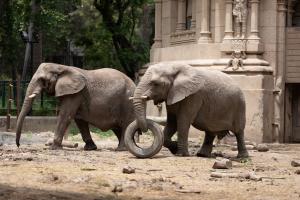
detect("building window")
[186,0,192,30]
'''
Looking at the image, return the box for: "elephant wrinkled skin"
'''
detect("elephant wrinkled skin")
[16,63,135,151]
[133,63,248,158]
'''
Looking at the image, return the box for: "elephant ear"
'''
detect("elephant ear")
[167,67,205,105]
[55,69,86,97]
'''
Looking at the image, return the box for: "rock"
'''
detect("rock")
[212,158,232,169]
[26,157,33,161]
[295,169,300,175]
[291,160,300,167]
[112,185,123,193]
[122,166,135,174]
[248,172,262,181]
[231,145,255,151]
[257,144,269,152]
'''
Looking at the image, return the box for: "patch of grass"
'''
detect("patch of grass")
[90,126,114,138]
[25,131,33,139]
[67,125,115,138]
[239,157,252,165]
[68,125,80,136]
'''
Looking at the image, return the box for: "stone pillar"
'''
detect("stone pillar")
[198,0,212,43]
[248,0,260,40]
[176,0,186,31]
[191,0,196,29]
[223,0,233,40]
[274,0,287,142]
[214,0,223,42]
[153,0,162,48]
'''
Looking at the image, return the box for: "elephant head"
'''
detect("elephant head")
[133,63,204,132]
[16,63,86,147]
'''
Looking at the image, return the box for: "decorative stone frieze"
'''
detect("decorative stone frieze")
[170,30,196,45]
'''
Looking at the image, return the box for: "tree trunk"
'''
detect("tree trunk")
[22,0,40,81]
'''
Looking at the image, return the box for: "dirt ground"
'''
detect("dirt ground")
[0,131,300,200]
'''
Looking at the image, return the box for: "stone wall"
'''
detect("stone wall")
[0,116,57,133]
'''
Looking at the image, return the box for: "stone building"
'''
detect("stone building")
[147,0,300,143]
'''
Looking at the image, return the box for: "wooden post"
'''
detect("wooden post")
[6,82,13,131]
[16,74,21,118]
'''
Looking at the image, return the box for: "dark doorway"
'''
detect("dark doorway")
[291,84,300,142]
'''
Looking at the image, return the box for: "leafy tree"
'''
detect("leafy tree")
[93,0,153,80]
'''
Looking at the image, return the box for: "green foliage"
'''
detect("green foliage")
[68,125,115,138]
[90,127,114,138]
[0,0,153,80]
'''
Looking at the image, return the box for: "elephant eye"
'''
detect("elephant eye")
[151,81,160,87]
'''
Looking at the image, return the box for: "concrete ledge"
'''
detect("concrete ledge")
[0,116,57,132]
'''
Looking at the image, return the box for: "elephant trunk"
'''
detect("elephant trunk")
[133,72,151,132]
[16,77,42,147]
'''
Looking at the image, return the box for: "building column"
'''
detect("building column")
[176,0,186,31]
[223,0,233,40]
[248,0,260,40]
[153,0,162,48]
[214,0,223,42]
[198,0,212,43]
[274,0,287,142]
[191,0,196,29]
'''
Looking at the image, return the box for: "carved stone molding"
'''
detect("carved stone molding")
[170,30,196,45]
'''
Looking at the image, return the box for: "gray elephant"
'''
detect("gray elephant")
[132,63,248,158]
[16,63,135,151]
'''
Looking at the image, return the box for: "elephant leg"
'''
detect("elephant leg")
[234,130,249,158]
[197,131,215,157]
[176,117,191,157]
[113,127,126,151]
[74,118,97,151]
[50,96,81,150]
[163,114,178,154]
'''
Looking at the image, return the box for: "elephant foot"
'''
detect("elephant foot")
[196,146,213,158]
[49,143,63,150]
[84,140,97,151]
[237,150,249,158]
[175,149,190,157]
[164,141,178,154]
[115,145,127,151]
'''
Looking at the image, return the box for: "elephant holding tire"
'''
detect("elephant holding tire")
[132,62,249,158]
[16,63,136,151]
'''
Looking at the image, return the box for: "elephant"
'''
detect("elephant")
[16,63,136,151]
[132,62,249,158]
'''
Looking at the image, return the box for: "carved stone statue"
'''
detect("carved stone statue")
[233,0,248,38]
[225,50,247,71]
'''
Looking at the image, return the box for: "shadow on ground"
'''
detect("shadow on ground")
[0,183,118,200]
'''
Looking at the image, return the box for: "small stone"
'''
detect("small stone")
[112,185,123,193]
[122,166,135,174]
[212,158,232,169]
[295,169,300,175]
[248,172,262,181]
[291,160,300,167]
[257,144,269,152]
[26,157,33,161]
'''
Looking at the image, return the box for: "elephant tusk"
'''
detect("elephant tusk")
[129,96,148,100]
[28,93,37,99]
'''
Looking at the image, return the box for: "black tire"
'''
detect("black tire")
[125,119,163,158]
